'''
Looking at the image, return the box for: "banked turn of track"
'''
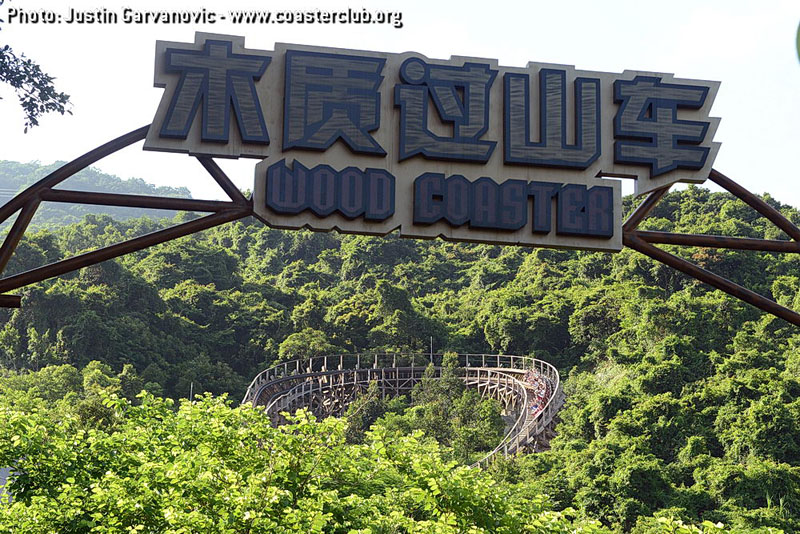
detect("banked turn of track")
[242,353,565,467]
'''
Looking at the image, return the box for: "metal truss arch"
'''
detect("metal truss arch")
[0,126,798,329]
[0,125,252,306]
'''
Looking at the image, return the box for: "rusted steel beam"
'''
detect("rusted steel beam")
[622,186,671,233]
[0,295,21,308]
[709,169,800,242]
[40,189,238,213]
[0,199,41,274]
[0,208,251,294]
[0,125,150,225]
[624,232,800,327]
[196,156,250,205]
[635,230,800,252]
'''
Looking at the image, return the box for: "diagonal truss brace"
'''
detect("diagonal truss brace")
[0,125,253,307]
[622,169,800,327]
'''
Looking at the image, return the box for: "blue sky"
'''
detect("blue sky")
[1,0,798,207]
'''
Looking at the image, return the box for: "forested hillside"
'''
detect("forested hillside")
[0,161,191,226]
[1,183,799,532]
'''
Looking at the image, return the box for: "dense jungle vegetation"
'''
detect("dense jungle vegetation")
[1,163,799,532]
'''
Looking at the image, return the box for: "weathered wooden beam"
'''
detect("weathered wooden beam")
[40,189,238,213]
[635,230,800,252]
[622,186,671,232]
[624,232,800,327]
[196,156,250,205]
[0,208,250,293]
[0,125,149,225]
[710,169,800,241]
[0,294,21,308]
[0,199,41,274]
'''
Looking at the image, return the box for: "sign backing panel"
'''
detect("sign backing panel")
[146,33,721,252]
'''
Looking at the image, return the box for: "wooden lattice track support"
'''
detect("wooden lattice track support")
[242,353,565,467]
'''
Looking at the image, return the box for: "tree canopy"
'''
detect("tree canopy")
[0,384,763,534]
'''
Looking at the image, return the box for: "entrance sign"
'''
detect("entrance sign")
[3,34,800,329]
[146,33,720,251]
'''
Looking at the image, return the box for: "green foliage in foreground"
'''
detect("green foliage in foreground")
[0,392,761,534]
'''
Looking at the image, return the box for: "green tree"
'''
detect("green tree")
[277,327,336,362]
[1,1,71,131]
[0,392,621,533]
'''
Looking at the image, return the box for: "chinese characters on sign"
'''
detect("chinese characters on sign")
[145,33,721,252]
[159,40,271,144]
[283,50,386,155]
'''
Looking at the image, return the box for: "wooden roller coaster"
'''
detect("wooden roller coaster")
[241,353,565,467]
